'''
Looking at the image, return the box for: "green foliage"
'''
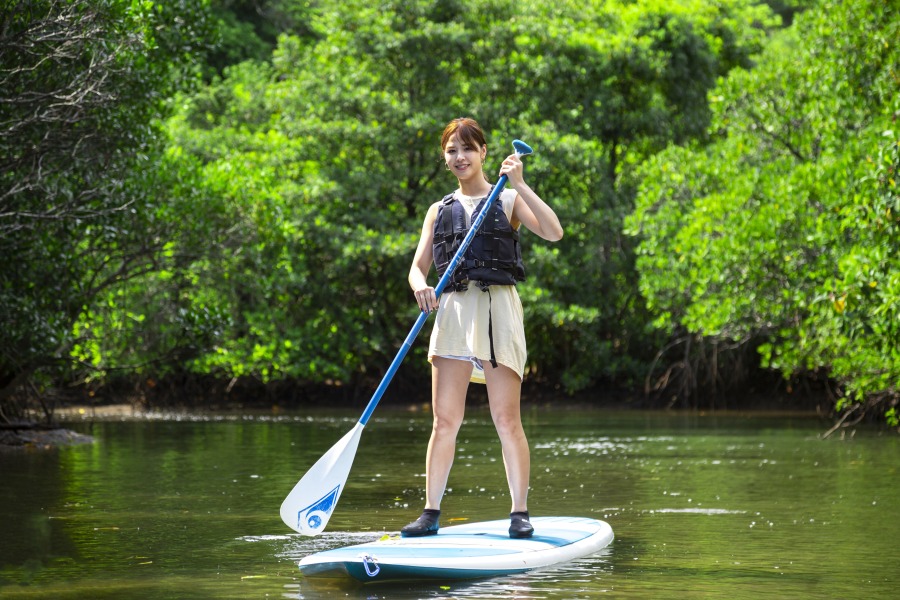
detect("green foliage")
[3,0,787,414]
[205,0,319,76]
[627,0,900,413]
[135,0,775,392]
[0,0,214,417]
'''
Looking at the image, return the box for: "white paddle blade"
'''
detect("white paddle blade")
[280,422,365,535]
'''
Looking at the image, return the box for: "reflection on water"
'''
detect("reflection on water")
[288,551,615,600]
[0,408,898,599]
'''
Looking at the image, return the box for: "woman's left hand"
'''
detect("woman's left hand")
[499,154,525,187]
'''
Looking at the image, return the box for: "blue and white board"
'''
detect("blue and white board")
[297,516,613,583]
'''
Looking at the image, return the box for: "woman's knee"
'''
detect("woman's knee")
[432,410,464,438]
[490,408,525,440]
[431,389,465,437]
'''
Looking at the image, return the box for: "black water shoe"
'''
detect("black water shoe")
[509,511,534,539]
[401,509,441,537]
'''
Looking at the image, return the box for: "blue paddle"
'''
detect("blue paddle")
[280,139,534,535]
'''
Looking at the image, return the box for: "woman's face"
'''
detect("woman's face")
[443,133,486,182]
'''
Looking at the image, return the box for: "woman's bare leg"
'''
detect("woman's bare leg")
[423,357,472,509]
[483,363,530,513]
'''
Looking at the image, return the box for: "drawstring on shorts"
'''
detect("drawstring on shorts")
[477,281,499,369]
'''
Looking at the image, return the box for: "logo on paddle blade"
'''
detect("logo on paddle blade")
[297,484,340,533]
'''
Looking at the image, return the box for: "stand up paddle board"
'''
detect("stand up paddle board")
[298,516,613,583]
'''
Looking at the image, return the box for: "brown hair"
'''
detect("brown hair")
[440,117,487,152]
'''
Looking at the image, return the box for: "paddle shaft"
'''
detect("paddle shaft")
[359,173,510,425]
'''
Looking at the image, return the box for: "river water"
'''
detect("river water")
[1,406,897,599]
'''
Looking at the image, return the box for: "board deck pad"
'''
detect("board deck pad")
[298,516,614,583]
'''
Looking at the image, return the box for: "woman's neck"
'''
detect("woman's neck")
[457,178,493,198]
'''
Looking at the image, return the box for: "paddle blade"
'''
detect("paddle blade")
[280,422,364,535]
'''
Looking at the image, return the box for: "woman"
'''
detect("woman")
[404,118,563,539]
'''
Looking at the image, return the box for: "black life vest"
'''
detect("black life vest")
[432,189,526,292]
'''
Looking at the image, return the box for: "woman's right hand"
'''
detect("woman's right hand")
[414,285,438,313]
[409,202,441,313]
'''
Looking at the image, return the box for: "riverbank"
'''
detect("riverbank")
[0,426,94,452]
[0,390,840,452]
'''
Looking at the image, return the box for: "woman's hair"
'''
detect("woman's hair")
[440,117,487,152]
